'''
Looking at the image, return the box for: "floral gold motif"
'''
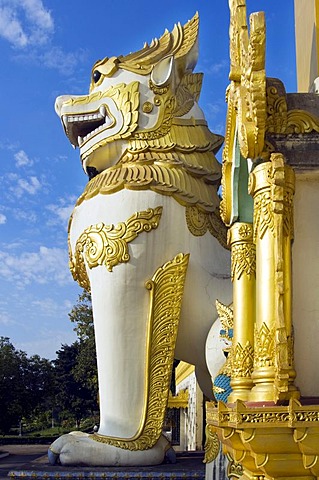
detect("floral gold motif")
[231,243,256,281]
[254,323,275,369]
[232,341,254,378]
[266,84,319,135]
[185,206,228,248]
[92,253,189,450]
[204,424,220,464]
[70,207,162,290]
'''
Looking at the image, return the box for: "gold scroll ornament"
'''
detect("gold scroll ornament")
[69,207,163,291]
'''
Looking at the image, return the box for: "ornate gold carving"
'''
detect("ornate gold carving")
[228,1,266,159]
[266,84,319,135]
[229,222,256,281]
[207,399,319,479]
[221,1,266,226]
[70,207,162,290]
[167,389,189,409]
[249,155,297,401]
[185,207,228,248]
[91,253,189,450]
[254,322,275,369]
[251,156,295,242]
[204,424,220,464]
[74,148,228,246]
[64,81,140,161]
[142,101,153,113]
[231,243,256,281]
[91,13,199,78]
[226,455,243,479]
[216,300,234,346]
[232,341,254,378]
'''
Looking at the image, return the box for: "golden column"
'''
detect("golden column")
[249,153,299,403]
[228,222,255,402]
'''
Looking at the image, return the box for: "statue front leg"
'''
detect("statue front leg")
[49,197,189,465]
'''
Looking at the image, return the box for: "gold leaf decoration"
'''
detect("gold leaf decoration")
[232,341,254,378]
[92,13,199,77]
[204,424,220,464]
[70,207,163,290]
[254,323,275,369]
[231,242,256,281]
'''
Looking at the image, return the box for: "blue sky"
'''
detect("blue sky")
[0,1,296,359]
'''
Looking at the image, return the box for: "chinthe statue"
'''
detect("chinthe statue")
[50,13,232,467]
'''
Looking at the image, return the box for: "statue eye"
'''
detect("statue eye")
[93,70,102,83]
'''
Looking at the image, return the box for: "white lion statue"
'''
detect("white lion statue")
[49,13,232,466]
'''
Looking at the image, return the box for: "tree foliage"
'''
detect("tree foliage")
[0,290,99,434]
[68,290,98,395]
[0,337,54,434]
[53,342,97,428]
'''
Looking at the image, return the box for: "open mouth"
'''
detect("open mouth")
[61,105,114,148]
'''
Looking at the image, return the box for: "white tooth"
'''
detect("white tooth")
[78,136,83,146]
[99,105,106,117]
[105,117,112,127]
[84,115,89,121]
[72,144,76,150]
[62,115,68,129]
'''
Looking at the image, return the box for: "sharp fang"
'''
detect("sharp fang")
[78,136,83,146]
[62,115,68,129]
[99,105,106,117]
[72,144,77,150]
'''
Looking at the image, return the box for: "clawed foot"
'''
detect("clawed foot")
[48,431,175,467]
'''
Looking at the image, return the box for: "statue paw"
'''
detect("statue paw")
[48,432,171,467]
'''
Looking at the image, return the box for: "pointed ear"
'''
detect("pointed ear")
[151,55,175,87]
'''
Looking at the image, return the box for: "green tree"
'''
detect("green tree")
[0,337,54,434]
[53,342,97,428]
[68,290,98,395]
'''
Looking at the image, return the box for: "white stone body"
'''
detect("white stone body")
[50,15,233,465]
[69,189,231,439]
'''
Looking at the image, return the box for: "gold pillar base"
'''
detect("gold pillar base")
[206,399,319,479]
[228,377,254,403]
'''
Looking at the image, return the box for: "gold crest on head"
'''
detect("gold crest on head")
[91,12,199,82]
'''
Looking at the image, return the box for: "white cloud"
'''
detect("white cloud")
[46,197,76,227]
[206,59,228,75]
[32,297,73,318]
[40,46,84,74]
[0,0,54,48]
[18,176,41,195]
[5,173,42,197]
[0,245,71,288]
[0,7,28,47]
[0,311,12,325]
[13,208,37,223]
[0,213,6,224]
[14,149,33,167]
[17,327,77,359]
